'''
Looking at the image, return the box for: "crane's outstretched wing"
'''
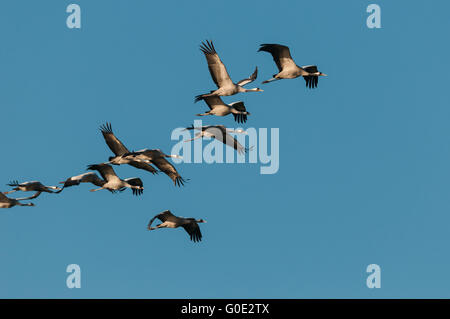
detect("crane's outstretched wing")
[302,65,319,88]
[15,191,42,200]
[236,67,258,87]
[147,210,178,229]
[182,222,202,242]
[0,192,10,202]
[225,133,249,155]
[100,122,130,156]
[184,124,213,131]
[202,95,228,110]
[150,157,187,187]
[128,160,159,175]
[7,180,22,187]
[124,177,144,196]
[200,40,234,88]
[229,101,249,123]
[57,172,106,193]
[258,44,297,72]
[123,149,187,187]
[87,164,120,183]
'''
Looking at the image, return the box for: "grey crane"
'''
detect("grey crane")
[56,172,107,193]
[57,165,144,195]
[196,95,250,123]
[258,43,327,88]
[4,180,61,200]
[0,192,35,209]
[86,164,144,195]
[147,210,206,242]
[100,122,158,175]
[184,124,251,155]
[195,40,263,101]
[122,149,187,187]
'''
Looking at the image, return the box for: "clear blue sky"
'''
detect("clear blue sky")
[1,0,450,298]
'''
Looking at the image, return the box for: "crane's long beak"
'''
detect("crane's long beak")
[321,73,328,76]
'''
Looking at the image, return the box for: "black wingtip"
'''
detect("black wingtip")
[190,233,202,243]
[7,180,19,187]
[86,164,97,171]
[199,39,216,55]
[175,176,190,187]
[132,188,144,196]
[257,43,269,52]
[194,95,204,103]
[238,146,254,155]
[233,114,248,124]
[99,122,113,134]
[252,66,258,78]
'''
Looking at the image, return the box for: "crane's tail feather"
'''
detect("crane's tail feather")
[262,77,278,84]
[196,112,210,116]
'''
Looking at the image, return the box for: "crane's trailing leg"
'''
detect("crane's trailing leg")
[196,112,212,116]
[184,133,203,142]
[262,77,280,84]
[148,224,166,231]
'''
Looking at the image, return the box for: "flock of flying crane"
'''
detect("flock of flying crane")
[1,40,326,242]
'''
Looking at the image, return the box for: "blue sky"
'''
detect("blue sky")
[1,0,450,298]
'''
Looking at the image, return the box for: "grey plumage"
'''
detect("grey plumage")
[0,192,35,208]
[196,95,251,123]
[184,125,251,155]
[195,40,263,101]
[122,149,187,187]
[4,180,61,200]
[100,122,158,175]
[258,43,326,87]
[147,210,206,242]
